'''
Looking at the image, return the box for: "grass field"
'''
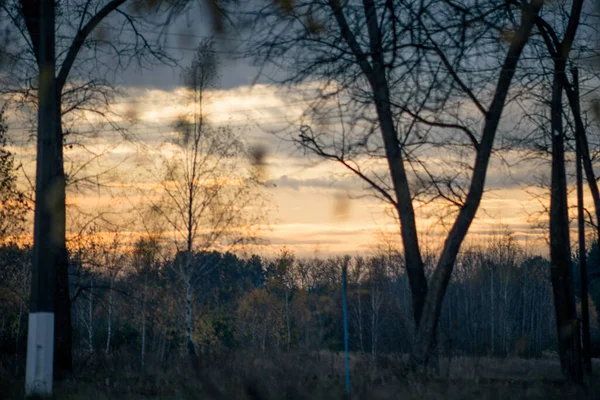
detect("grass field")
[2,352,599,399]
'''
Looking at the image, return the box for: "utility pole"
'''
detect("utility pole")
[25,0,59,395]
[573,67,592,375]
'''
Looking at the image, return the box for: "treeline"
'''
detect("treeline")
[1,231,599,372]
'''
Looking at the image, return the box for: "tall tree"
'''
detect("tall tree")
[535,0,585,382]
[24,0,61,393]
[0,0,176,391]
[248,0,544,367]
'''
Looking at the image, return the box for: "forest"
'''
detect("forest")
[2,231,600,363]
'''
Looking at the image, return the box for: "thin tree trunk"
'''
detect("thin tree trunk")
[573,67,592,375]
[141,316,146,367]
[490,271,495,354]
[262,324,267,353]
[88,285,93,354]
[141,275,147,367]
[160,326,168,366]
[530,285,536,352]
[105,279,113,355]
[503,283,508,354]
[358,283,364,354]
[185,275,199,368]
[521,285,526,339]
[371,285,376,358]
[285,290,291,351]
[15,300,22,366]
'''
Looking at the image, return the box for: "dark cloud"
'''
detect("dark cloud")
[115,57,263,91]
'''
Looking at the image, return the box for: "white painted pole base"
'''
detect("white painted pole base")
[25,312,54,397]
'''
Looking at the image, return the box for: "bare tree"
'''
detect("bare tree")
[247,0,543,367]
[148,40,267,368]
[524,0,588,381]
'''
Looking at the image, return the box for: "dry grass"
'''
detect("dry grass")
[2,352,600,399]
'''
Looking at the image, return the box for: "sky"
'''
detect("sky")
[3,4,596,259]
[7,78,568,258]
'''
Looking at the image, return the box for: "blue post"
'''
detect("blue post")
[342,264,350,398]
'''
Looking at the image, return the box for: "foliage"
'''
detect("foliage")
[0,110,28,240]
[3,227,599,379]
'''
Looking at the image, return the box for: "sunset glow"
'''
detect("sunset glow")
[3,82,587,257]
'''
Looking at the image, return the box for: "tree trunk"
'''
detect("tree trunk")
[26,0,61,394]
[15,300,22,367]
[410,0,542,367]
[160,326,168,366]
[358,283,364,354]
[503,281,508,354]
[141,274,147,367]
[535,1,585,381]
[490,270,495,354]
[549,62,582,383]
[262,324,267,353]
[572,67,592,375]
[285,290,291,351]
[53,77,72,380]
[141,313,146,367]
[329,0,428,329]
[88,284,93,354]
[371,285,376,358]
[105,279,113,355]
[185,275,199,369]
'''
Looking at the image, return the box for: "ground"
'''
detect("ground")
[2,353,599,399]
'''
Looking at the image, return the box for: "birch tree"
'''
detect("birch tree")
[131,234,161,367]
[101,232,126,356]
[150,40,266,368]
